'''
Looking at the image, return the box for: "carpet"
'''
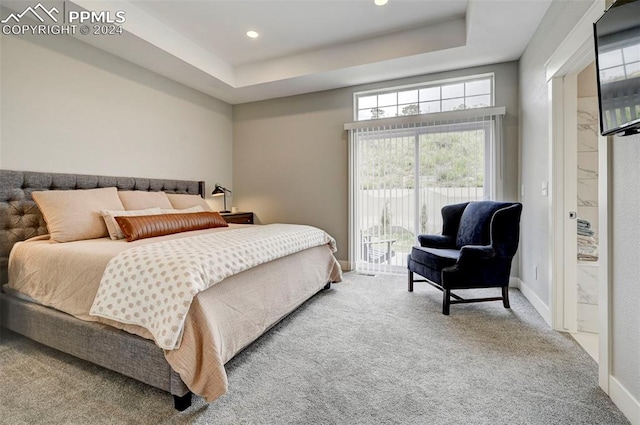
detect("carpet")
[0,272,629,424]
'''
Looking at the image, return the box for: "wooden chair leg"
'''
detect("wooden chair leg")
[502,286,510,309]
[408,271,414,292]
[443,288,450,315]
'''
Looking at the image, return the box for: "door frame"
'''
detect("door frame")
[545,0,610,392]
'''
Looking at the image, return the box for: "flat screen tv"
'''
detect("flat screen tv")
[593,0,640,136]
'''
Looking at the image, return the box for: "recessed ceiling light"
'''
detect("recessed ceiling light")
[246,30,259,39]
[374,0,388,5]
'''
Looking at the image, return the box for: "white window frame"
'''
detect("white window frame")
[353,73,495,121]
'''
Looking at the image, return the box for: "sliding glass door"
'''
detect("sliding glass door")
[350,113,501,274]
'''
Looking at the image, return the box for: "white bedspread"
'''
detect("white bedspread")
[89,223,337,349]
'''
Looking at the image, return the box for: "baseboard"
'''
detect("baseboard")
[509,276,520,288]
[339,261,353,272]
[517,279,552,326]
[610,376,640,425]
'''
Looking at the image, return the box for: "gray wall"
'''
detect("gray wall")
[0,33,232,205]
[611,134,640,403]
[233,62,520,264]
[518,0,593,307]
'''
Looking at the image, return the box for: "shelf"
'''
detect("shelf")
[577,260,599,267]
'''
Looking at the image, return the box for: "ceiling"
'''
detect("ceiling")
[24,0,554,103]
[131,1,471,67]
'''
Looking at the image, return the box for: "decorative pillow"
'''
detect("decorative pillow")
[115,211,229,242]
[32,187,125,242]
[161,206,205,214]
[118,191,173,210]
[101,208,162,240]
[166,193,212,211]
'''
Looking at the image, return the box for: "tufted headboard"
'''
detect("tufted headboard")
[0,170,205,284]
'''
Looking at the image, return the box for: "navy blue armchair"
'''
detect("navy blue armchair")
[407,201,522,315]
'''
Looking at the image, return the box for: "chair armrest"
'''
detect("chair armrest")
[418,234,455,248]
[457,245,495,267]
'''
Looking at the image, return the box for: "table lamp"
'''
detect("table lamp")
[211,184,232,213]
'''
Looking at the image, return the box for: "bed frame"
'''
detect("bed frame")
[0,170,204,410]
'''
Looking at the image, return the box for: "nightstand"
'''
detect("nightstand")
[220,212,254,224]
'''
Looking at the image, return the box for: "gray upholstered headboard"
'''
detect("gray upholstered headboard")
[0,170,205,284]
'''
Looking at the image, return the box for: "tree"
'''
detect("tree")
[380,200,391,233]
[370,108,385,119]
[419,131,484,187]
[420,202,428,233]
[401,104,419,116]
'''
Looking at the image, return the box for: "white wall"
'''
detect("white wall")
[233,62,520,265]
[611,134,640,420]
[0,33,232,203]
[518,0,593,308]
[520,0,640,421]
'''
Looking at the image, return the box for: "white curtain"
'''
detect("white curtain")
[346,107,505,274]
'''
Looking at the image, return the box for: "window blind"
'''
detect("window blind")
[346,107,505,275]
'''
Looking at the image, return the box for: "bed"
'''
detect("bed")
[0,170,342,410]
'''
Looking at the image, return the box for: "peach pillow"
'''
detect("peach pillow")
[32,187,125,242]
[118,191,173,210]
[166,193,212,211]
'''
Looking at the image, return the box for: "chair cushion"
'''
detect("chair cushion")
[456,201,513,249]
[410,246,459,271]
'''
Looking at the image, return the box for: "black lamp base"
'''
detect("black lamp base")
[220,210,231,213]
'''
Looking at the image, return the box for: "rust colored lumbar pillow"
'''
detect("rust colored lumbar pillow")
[115,211,228,242]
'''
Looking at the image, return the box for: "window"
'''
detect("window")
[347,112,503,274]
[347,76,504,274]
[355,75,494,121]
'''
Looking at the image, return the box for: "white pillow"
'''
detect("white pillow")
[101,208,162,240]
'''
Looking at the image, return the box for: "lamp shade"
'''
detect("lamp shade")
[211,184,231,213]
[211,185,226,196]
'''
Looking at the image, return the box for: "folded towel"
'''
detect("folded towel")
[578,253,598,261]
[577,218,591,229]
[578,228,595,237]
[578,246,598,255]
[578,235,597,246]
